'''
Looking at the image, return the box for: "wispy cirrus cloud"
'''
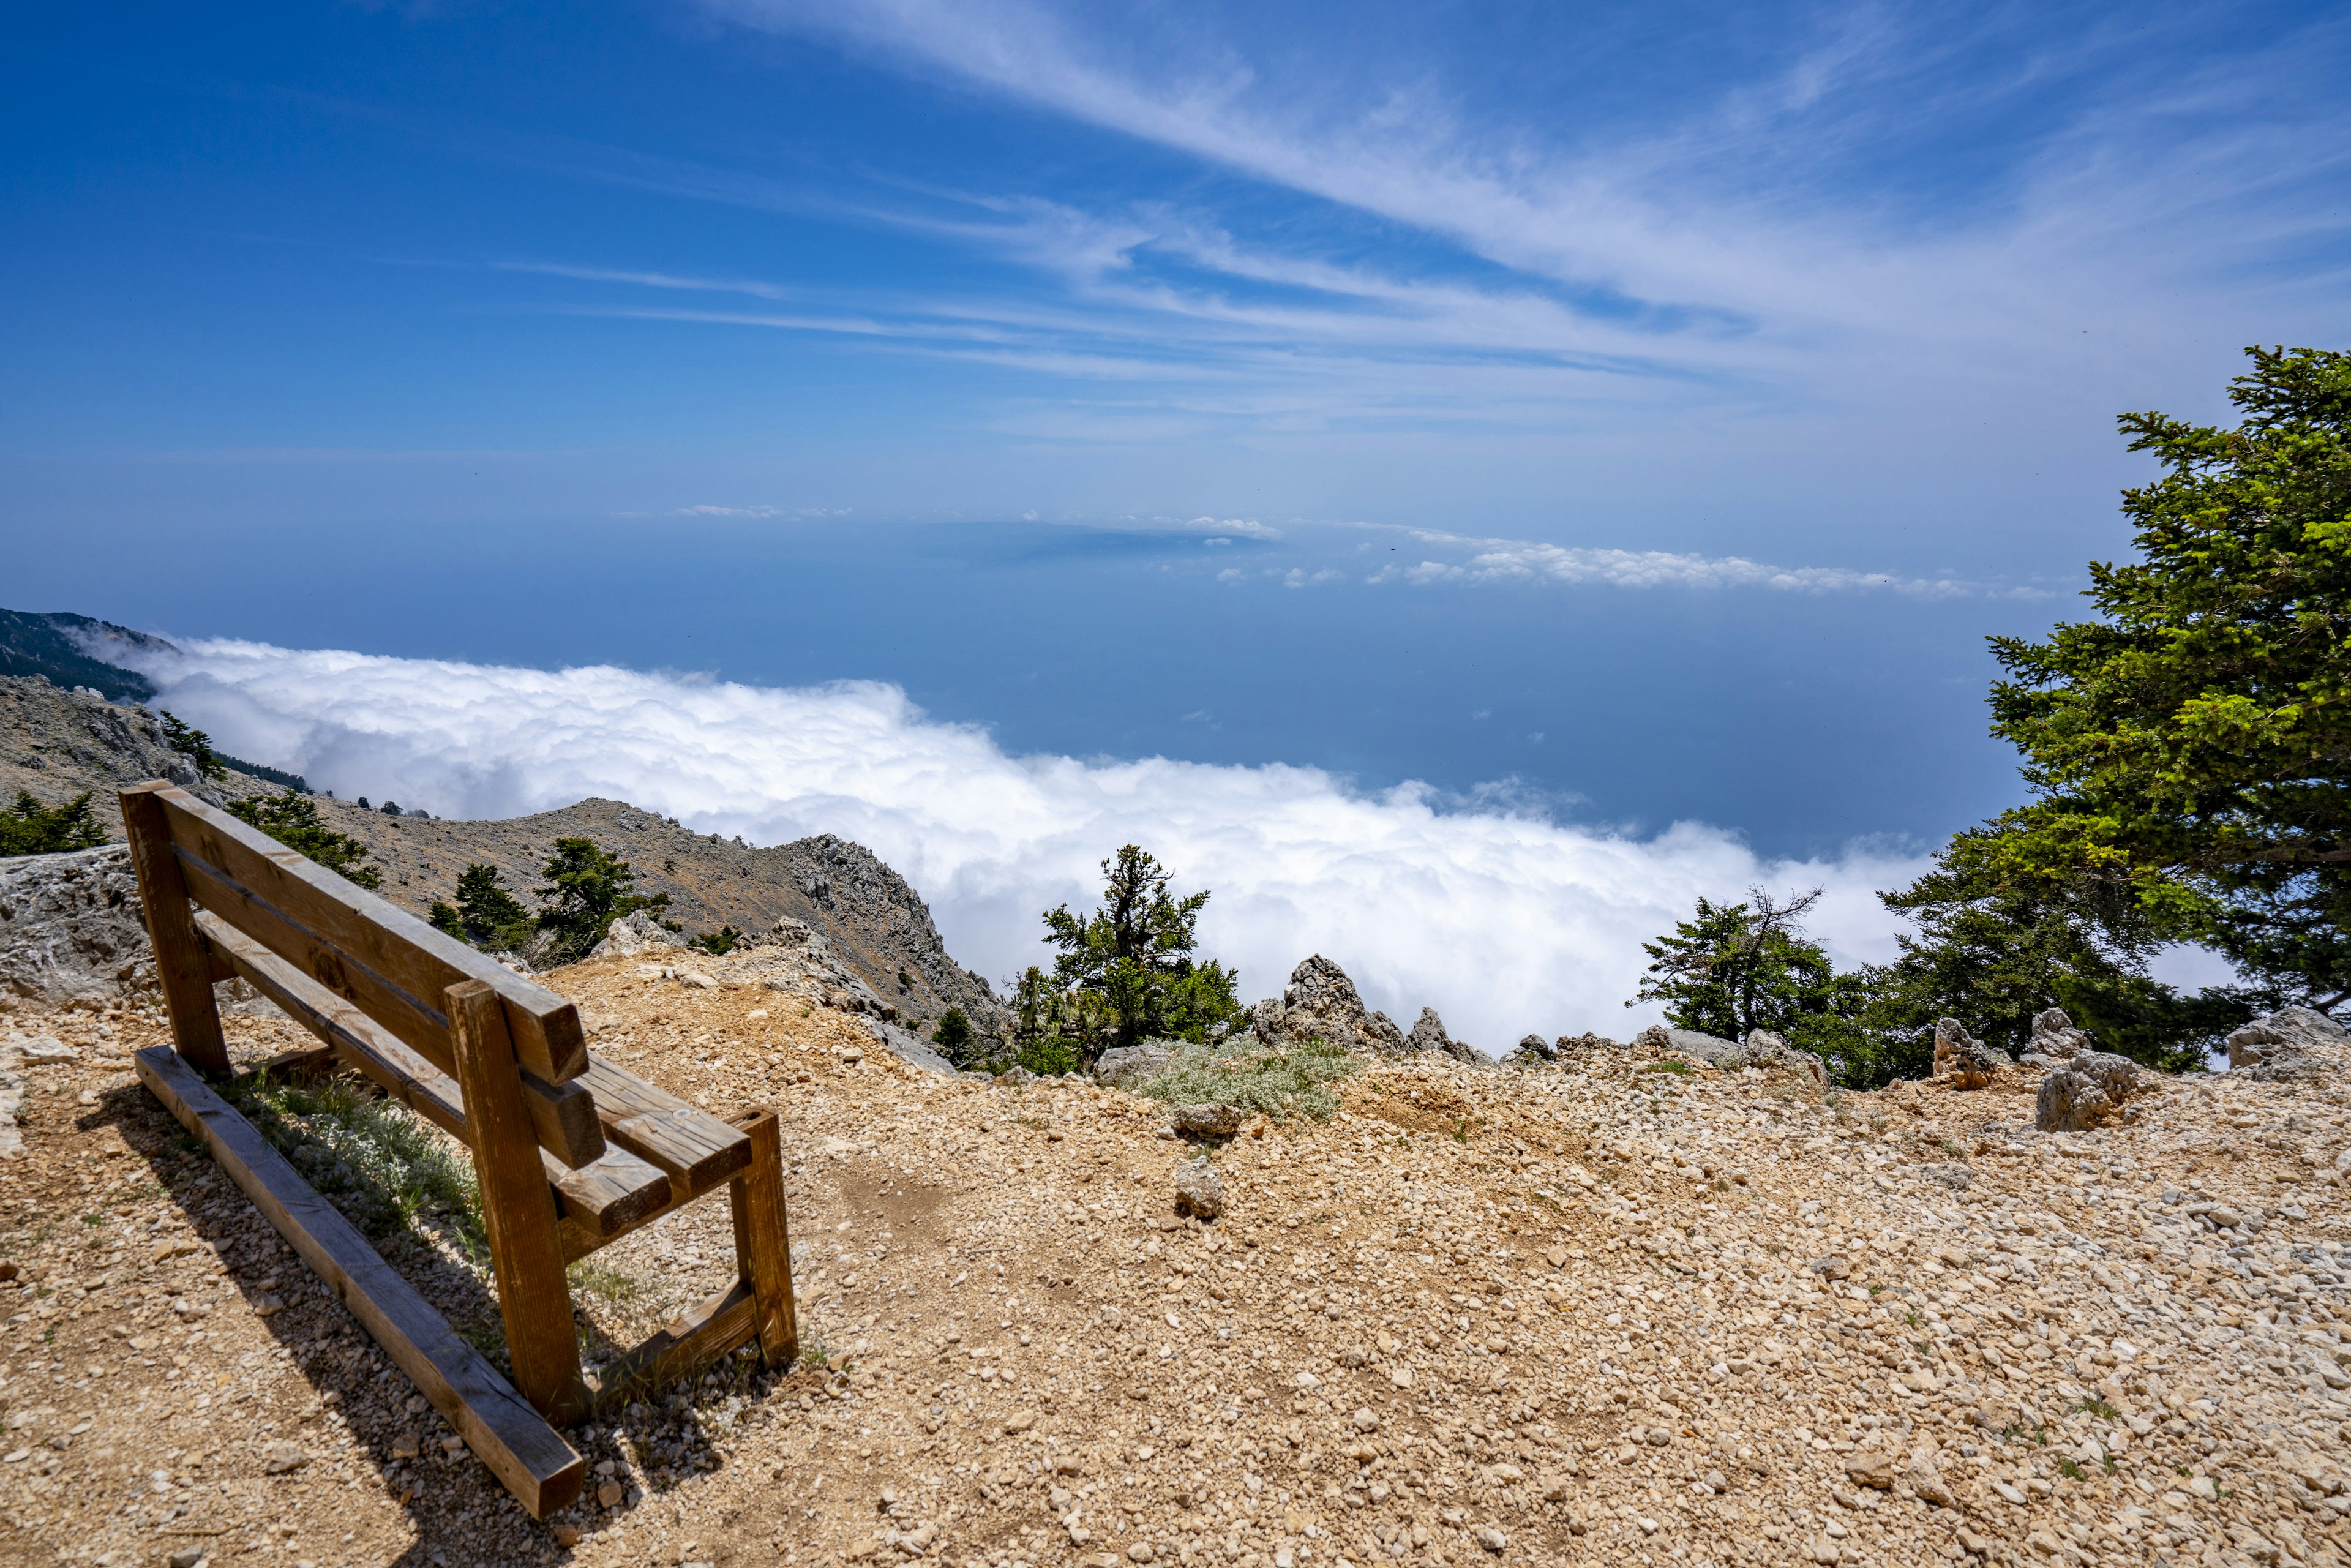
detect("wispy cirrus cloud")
[692,0,2351,386]
[1376,530,2045,599]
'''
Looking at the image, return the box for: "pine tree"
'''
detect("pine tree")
[534,838,670,964]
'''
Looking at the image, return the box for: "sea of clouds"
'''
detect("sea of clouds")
[132,638,1938,1049]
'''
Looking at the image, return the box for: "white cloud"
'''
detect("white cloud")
[131,639,1930,1050]
[1379,530,2045,599]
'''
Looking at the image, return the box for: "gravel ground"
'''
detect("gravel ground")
[3,963,2349,1568]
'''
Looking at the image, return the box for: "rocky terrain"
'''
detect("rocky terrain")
[2,861,2349,1568]
[0,673,1003,1041]
[0,676,269,826]
[309,796,1005,1043]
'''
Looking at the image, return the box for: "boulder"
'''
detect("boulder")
[1172,1156,1225,1220]
[1256,956,1410,1056]
[866,1020,958,1077]
[1503,1033,1557,1065]
[587,909,688,959]
[1406,1006,1485,1063]
[1905,1444,1958,1509]
[2036,1050,2141,1133]
[2226,1007,2349,1079]
[1553,1031,1619,1052]
[1742,1029,1829,1087]
[2020,1007,2093,1065]
[1932,1018,2002,1090]
[1093,1040,1177,1089]
[1633,1024,1731,1062]
[1631,1024,1824,1084]
[0,846,154,1013]
[1166,1102,1243,1139]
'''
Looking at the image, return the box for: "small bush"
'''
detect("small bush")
[931,1007,973,1052]
[0,790,108,856]
[1016,1036,1083,1076]
[1136,1033,1359,1122]
[691,925,742,956]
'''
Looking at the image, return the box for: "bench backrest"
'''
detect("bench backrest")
[121,782,588,1084]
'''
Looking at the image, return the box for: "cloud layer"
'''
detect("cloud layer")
[135,639,1931,1049]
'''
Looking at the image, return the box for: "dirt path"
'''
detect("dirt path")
[3,962,2347,1568]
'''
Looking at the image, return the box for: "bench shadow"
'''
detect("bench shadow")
[76,1069,815,1566]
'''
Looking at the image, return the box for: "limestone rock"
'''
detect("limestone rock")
[1503,1033,1556,1065]
[2226,1006,2349,1079]
[0,845,154,1013]
[1553,1031,1619,1052]
[1093,1041,1177,1089]
[1904,1444,1957,1509]
[2036,1050,2140,1132]
[1638,1025,1826,1085]
[863,1021,957,1076]
[1172,1157,1224,1220]
[1741,1030,1829,1086]
[1932,1018,2001,1090]
[587,909,687,959]
[0,1056,20,1160]
[1842,1448,1897,1489]
[2021,1007,2093,1064]
[1407,1007,1485,1064]
[1256,956,1409,1056]
[1166,1103,1243,1139]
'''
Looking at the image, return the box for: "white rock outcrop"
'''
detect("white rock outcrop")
[0,846,153,1013]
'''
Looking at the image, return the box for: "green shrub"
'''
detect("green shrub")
[691,925,743,956]
[429,863,534,951]
[0,790,108,856]
[1136,1033,1359,1122]
[534,837,670,963]
[1016,1036,1083,1076]
[931,1007,974,1052]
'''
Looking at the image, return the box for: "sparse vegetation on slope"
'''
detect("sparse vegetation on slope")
[0,789,108,856]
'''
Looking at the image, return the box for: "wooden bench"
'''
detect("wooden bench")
[118,782,798,1518]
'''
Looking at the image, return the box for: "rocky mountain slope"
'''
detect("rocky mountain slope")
[1,950,2347,1568]
[0,672,1003,1041]
[307,793,1003,1041]
[0,674,269,826]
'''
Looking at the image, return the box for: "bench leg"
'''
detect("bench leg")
[449,980,588,1421]
[729,1109,797,1369]
[120,783,229,1075]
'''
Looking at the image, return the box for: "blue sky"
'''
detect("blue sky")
[6,0,2349,880]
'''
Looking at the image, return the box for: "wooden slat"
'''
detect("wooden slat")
[579,1055,749,1197]
[729,1110,797,1368]
[146,785,587,1083]
[132,1046,583,1518]
[120,784,228,1073]
[449,982,587,1423]
[585,1279,758,1411]
[197,909,607,1169]
[200,912,667,1236]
